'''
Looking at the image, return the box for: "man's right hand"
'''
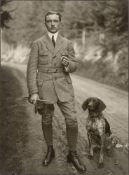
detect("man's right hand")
[29,93,39,105]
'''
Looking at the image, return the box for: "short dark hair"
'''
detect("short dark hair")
[45,11,62,22]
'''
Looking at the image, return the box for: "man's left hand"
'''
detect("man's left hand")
[61,56,69,67]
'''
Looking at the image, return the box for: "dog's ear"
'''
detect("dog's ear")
[82,98,91,111]
[97,98,106,112]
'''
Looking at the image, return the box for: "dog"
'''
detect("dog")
[82,97,113,168]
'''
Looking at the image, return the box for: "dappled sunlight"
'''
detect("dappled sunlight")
[1,40,30,64]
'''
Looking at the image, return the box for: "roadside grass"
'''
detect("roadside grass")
[0,66,29,175]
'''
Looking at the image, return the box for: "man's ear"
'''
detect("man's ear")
[97,98,106,112]
[82,98,91,111]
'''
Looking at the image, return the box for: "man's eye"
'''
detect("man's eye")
[46,20,59,23]
[46,20,51,23]
[53,20,59,22]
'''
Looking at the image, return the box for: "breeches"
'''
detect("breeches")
[38,99,78,150]
[41,99,78,128]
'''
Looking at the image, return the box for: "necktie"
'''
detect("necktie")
[52,35,55,47]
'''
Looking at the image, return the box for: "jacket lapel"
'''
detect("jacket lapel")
[43,33,54,53]
[42,33,66,56]
[54,34,66,56]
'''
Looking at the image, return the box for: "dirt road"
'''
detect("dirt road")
[0,63,128,175]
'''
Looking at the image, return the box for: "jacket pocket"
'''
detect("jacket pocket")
[39,58,49,65]
[39,52,49,64]
[39,51,48,56]
[39,48,49,55]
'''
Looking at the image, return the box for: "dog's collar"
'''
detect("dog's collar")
[89,112,103,118]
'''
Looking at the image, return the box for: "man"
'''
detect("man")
[27,11,86,173]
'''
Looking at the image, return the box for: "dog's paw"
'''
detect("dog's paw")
[88,155,93,160]
[98,162,104,168]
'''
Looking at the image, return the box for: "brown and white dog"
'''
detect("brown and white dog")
[82,97,113,168]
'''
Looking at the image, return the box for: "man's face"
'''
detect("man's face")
[45,14,60,33]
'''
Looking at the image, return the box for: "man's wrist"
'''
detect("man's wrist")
[32,93,38,95]
[31,92,38,96]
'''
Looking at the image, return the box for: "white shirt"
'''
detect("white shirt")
[48,32,58,42]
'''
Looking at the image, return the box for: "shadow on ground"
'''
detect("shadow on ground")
[0,66,29,175]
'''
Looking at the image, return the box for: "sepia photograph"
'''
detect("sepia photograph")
[0,0,128,175]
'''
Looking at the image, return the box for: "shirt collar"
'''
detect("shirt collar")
[47,32,58,41]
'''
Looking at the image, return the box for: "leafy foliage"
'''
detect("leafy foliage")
[0,0,12,28]
[1,0,128,90]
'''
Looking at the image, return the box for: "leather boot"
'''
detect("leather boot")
[42,146,55,166]
[67,151,86,173]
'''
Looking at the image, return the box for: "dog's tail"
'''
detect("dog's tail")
[104,118,112,136]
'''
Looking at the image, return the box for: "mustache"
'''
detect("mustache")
[51,27,57,29]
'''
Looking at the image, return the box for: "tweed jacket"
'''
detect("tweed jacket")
[27,33,77,103]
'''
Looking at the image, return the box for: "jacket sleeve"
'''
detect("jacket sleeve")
[65,41,77,73]
[27,41,39,95]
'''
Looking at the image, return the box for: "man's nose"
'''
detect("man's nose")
[51,21,55,26]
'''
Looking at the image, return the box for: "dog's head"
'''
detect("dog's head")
[82,97,106,116]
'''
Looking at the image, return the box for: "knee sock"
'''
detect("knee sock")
[41,104,54,146]
[42,123,53,146]
[66,125,78,151]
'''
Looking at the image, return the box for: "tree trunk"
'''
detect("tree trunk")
[82,28,86,48]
